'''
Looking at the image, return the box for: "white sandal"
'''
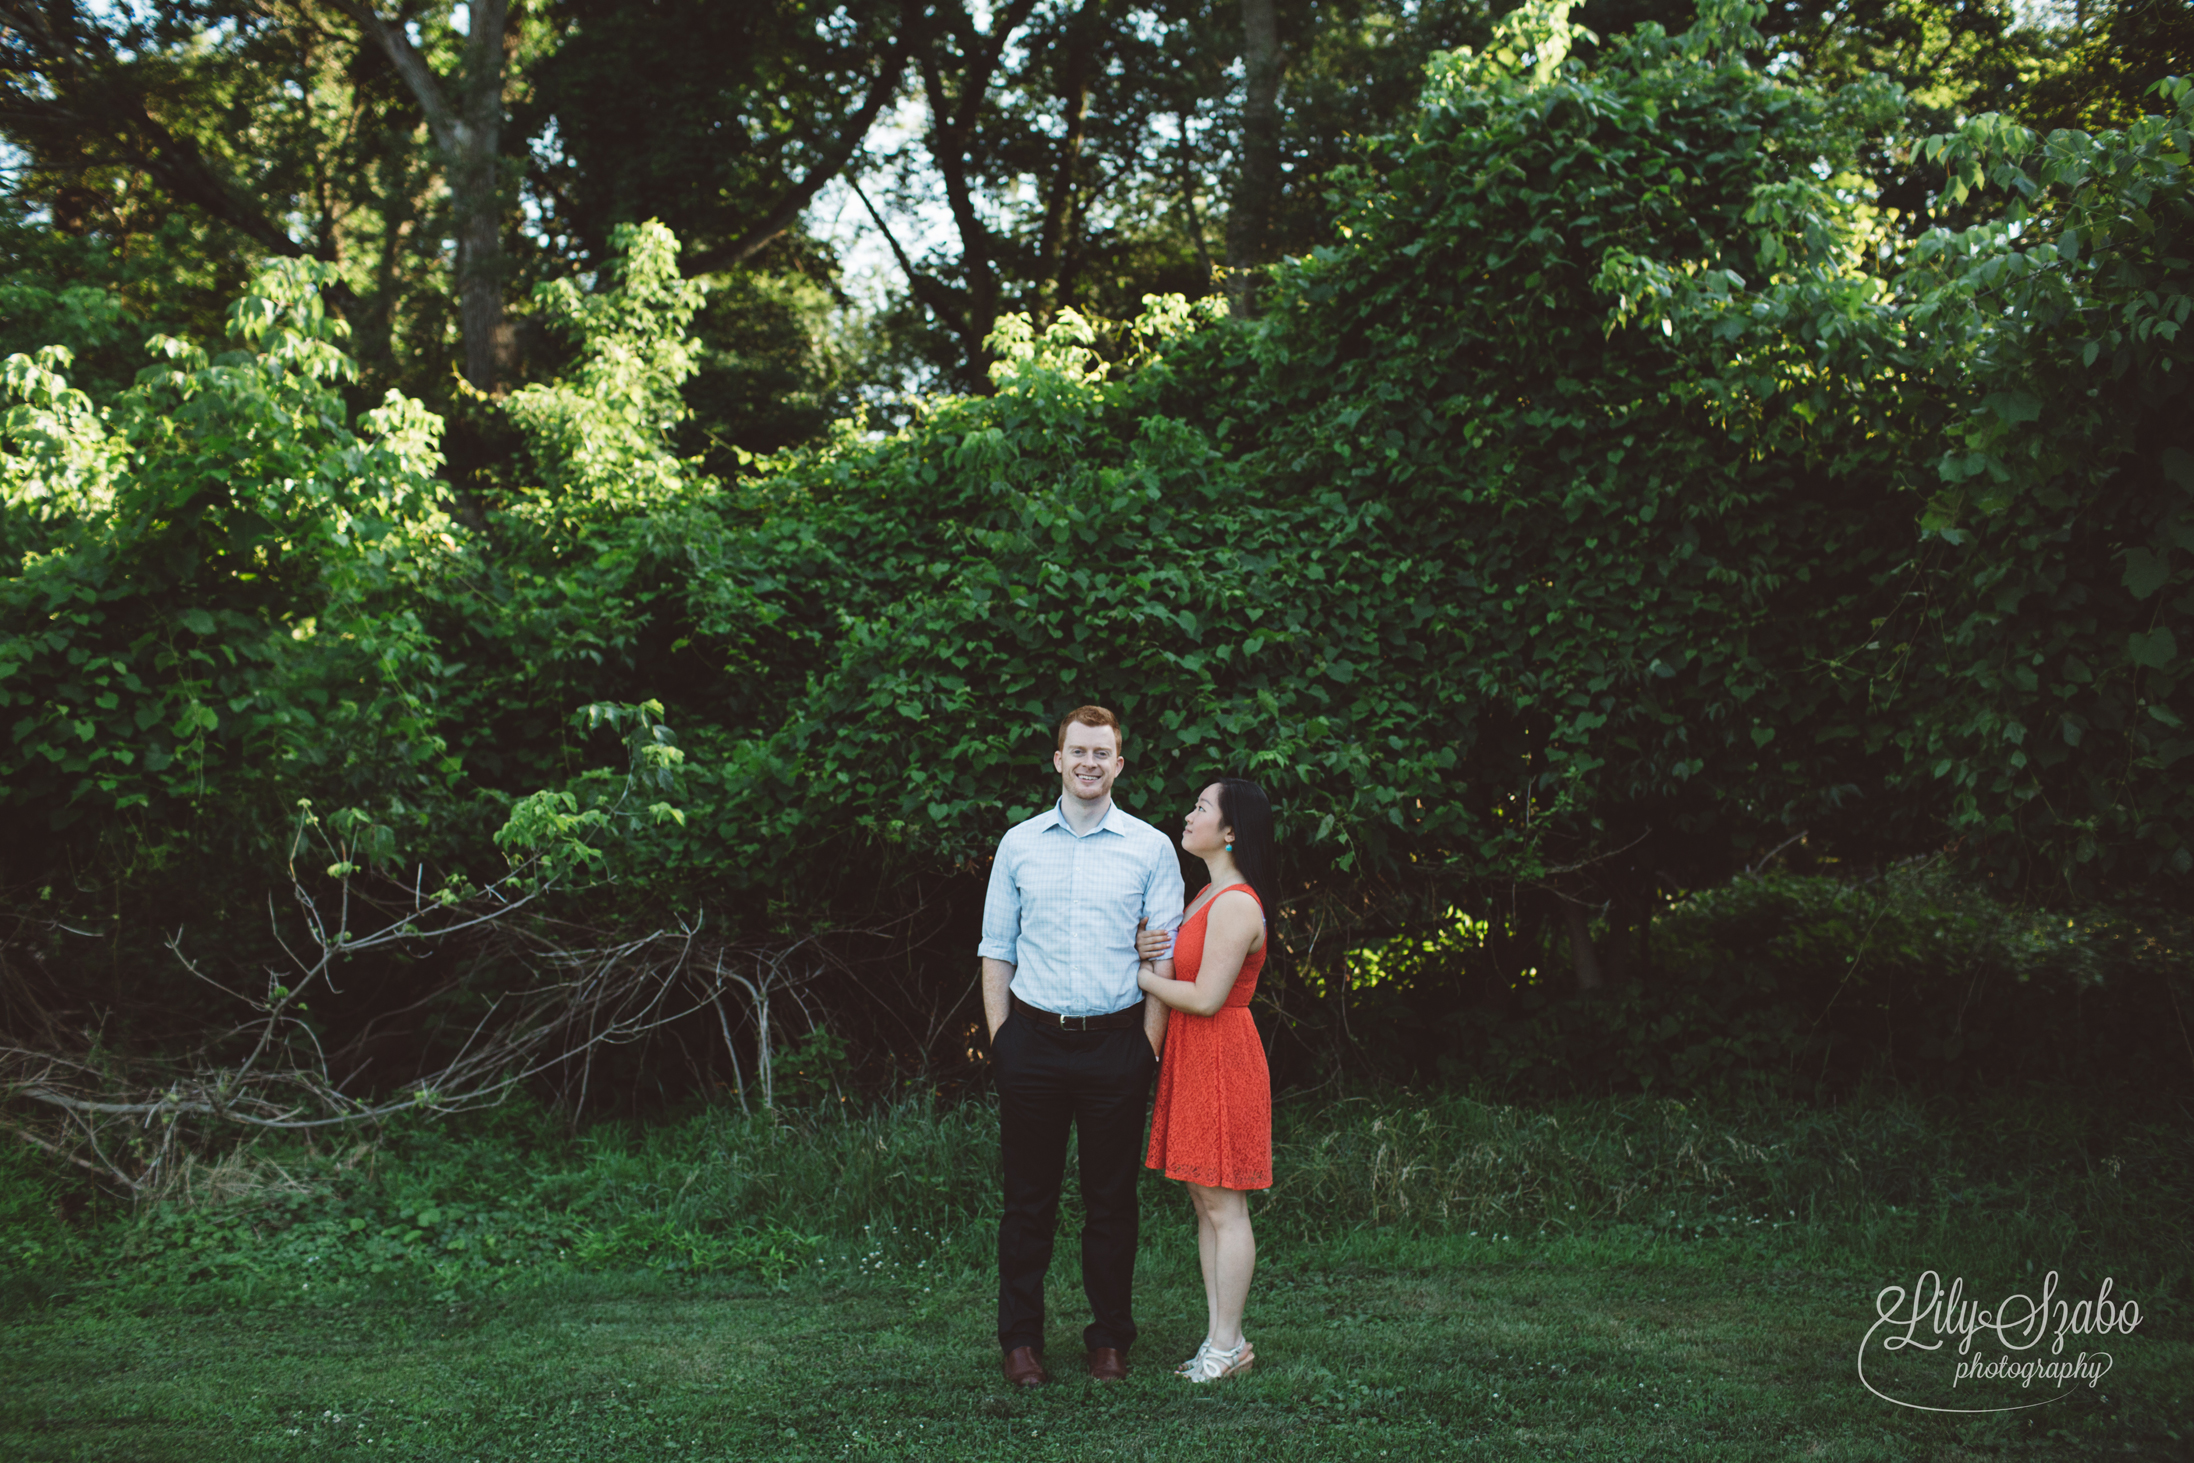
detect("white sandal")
[1174,1338,1212,1377]
[1187,1337,1253,1383]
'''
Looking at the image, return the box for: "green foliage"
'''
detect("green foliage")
[951,14,2176,900]
[491,699,688,885]
[2012,0,2194,137]
[569,1215,820,1282]
[1602,72,2194,891]
[88,1142,824,1307]
[1445,0,1599,88]
[1419,865,2191,1099]
[9,1084,2186,1324]
[15,1102,969,1307]
[505,221,710,516]
[0,1143,80,1303]
[665,4,2188,913]
[1270,1085,2192,1300]
[2,6,2187,1117]
[0,282,130,399]
[0,256,454,828]
[119,1188,587,1304]
[773,1026,854,1108]
[677,263,870,468]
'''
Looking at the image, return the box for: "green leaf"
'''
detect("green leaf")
[2127,628,2179,670]
[2123,549,2171,601]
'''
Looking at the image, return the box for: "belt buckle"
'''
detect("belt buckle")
[1063,1013,1086,1031]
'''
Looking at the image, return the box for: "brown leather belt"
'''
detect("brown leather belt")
[1012,994,1143,1031]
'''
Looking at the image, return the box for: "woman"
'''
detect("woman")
[1133,777,1277,1384]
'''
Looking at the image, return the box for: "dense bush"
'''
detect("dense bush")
[1409,865,2194,1099]
[0,4,2186,1118]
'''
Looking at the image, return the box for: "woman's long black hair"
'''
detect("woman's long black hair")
[1212,778,1279,926]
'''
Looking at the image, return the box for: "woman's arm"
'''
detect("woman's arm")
[1136,891,1261,1017]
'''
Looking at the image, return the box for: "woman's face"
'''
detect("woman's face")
[1181,783,1231,860]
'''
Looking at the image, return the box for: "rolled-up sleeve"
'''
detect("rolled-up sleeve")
[1141,834,1185,955]
[977,838,1021,965]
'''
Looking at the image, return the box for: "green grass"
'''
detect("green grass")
[4,1086,2191,1460]
[5,1228,2189,1461]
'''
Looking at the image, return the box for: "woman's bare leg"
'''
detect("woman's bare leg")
[1187,1183,1221,1346]
[1190,1182,1255,1349]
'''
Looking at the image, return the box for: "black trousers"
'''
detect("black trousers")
[991,1008,1157,1354]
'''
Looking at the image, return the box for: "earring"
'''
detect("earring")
[1225,842,1234,853]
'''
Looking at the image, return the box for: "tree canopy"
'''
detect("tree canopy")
[0,2,2186,1114]
[5,0,2178,419]
[6,2,2184,906]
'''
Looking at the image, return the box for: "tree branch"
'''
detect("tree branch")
[333,0,461,151]
[0,1,317,259]
[912,0,1043,355]
[848,172,975,349]
[1035,0,1099,309]
[684,29,917,276]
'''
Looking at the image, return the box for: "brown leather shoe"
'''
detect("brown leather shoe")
[1002,1346,1050,1388]
[1085,1346,1129,1381]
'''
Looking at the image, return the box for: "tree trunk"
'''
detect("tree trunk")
[1601,891,1645,987]
[350,0,514,392]
[1176,113,1215,281]
[450,113,506,391]
[911,0,1043,379]
[1035,0,1098,315]
[1228,0,1283,308]
[1563,901,1603,994]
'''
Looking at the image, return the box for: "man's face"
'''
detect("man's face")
[1053,723,1125,806]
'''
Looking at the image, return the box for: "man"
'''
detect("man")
[978,704,1182,1387]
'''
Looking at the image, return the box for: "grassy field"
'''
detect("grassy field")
[5,1088,2190,1460]
[7,1230,2189,1461]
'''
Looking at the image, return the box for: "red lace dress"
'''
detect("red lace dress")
[1145,883,1271,1190]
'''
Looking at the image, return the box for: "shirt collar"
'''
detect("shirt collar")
[1046,795,1125,837]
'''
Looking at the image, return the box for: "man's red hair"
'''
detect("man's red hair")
[1055,704,1124,753]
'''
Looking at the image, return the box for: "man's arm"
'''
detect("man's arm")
[1139,838,1186,1059]
[976,838,1021,1042]
[1140,890,1258,1017]
[982,957,1016,1041]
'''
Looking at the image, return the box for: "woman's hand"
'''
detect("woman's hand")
[1136,960,1163,994]
[1134,917,1172,963]
[1140,890,1259,1017]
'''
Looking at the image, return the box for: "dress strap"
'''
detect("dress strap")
[1188,882,1262,924]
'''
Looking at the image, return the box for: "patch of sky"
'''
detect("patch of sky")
[806,96,957,315]
[2009,0,2082,30]
[520,119,572,258]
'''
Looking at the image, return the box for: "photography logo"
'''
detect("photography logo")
[1859,1269,2142,1414]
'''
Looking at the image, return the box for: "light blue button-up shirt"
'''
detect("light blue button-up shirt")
[977,798,1184,1017]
